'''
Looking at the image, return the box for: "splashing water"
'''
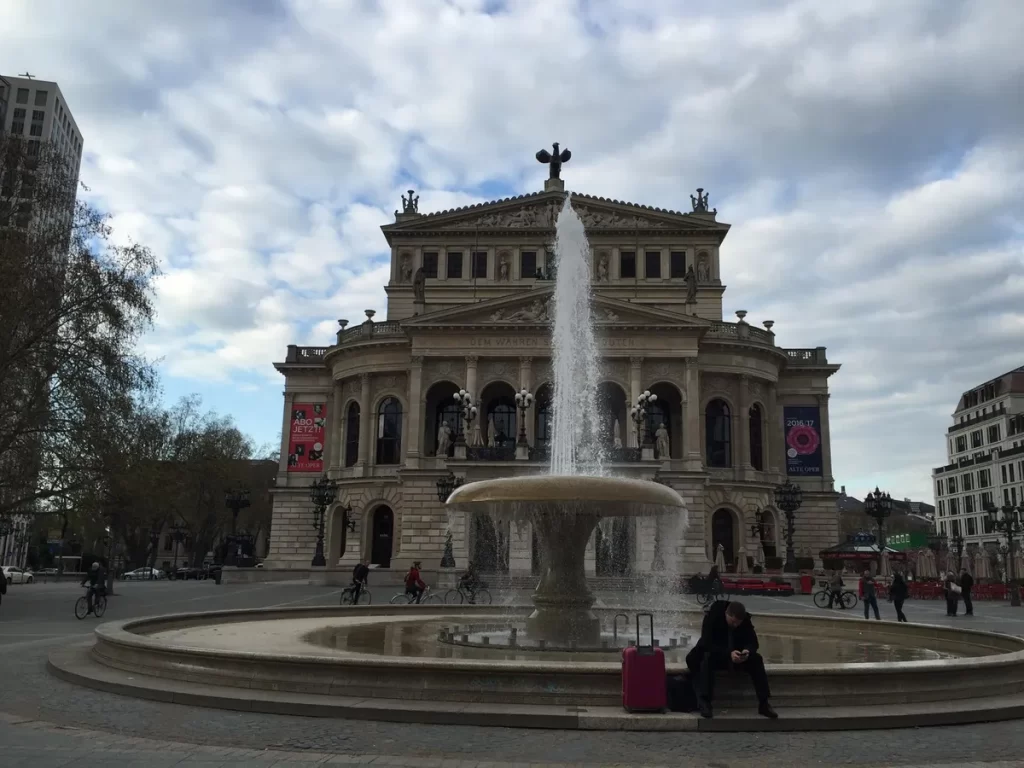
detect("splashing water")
[549,196,605,477]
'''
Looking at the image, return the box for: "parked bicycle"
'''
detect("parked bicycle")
[444,583,492,605]
[390,585,442,605]
[813,585,858,610]
[340,582,371,605]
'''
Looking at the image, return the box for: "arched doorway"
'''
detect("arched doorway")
[370,506,394,567]
[646,382,682,459]
[480,381,517,448]
[711,508,736,570]
[328,504,353,563]
[423,381,462,456]
[472,514,509,572]
[597,382,627,450]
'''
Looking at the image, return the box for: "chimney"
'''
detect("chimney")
[840,485,846,496]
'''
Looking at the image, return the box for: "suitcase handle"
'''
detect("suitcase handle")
[636,612,655,649]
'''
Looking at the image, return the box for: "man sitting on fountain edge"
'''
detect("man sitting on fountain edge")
[685,600,777,720]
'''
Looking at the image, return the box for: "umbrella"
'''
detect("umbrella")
[714,543,726,572]
[880,550,891,578]
[920,548,936,579]
[754,541,766,569]
[736,546,749,575]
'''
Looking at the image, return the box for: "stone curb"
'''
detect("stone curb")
[49,641,1024,732]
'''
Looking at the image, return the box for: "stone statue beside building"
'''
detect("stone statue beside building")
[697,254,710,283]
[684,265,697,303]
[436,421,452,457]
[400,254,413,283]
[596,253,609,282]
[413,267,426,301]
[655,423,670,459]
[499,254,510,281]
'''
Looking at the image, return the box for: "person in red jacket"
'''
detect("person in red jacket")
[405,561,426,603]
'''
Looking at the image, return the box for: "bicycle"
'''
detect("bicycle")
[340,582,371,605]
[694,578,726,607]
[813,586,858,610]
[390,585,442,605]
[75,591,107,620]
[444,582,492,605]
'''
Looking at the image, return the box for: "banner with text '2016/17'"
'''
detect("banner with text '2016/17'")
[287,403,327,472]
[784,406,823,477]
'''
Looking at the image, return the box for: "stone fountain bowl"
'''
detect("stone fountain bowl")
[446,474,685,518]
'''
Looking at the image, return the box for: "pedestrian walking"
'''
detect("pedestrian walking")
[860,570,880,620]
[889,569,909,622]
[959,567,974,616]
[829,570,845,609]
[943,570,961,616]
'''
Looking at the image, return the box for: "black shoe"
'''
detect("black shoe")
[697,700,713,719]
[758,702,778,719]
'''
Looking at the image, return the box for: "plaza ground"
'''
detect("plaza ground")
[2,579,1024,767]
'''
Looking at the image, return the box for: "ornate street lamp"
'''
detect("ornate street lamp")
[168,521,188,575]
[514,388,534,446]
[436,471,464,569]
[630,390,658,448]
[985,503,1024,607]
[773,480,803,573]
[453,389,478,446]
[223,487,251,566]
[309,474,338,567]
[863,486,893,568]
[950,531,965,568]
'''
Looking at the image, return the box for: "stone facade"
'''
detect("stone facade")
[267,184,841,577]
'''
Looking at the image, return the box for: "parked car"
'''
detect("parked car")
[123,567,166,581]
[2,566,34,585]
[175,566,204,580]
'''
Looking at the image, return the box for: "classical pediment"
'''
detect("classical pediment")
[402,288,709,329]
[382,191,729,241]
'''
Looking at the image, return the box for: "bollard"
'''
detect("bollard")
[482,636,490,645]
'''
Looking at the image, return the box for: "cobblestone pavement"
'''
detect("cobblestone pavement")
[3,579,1024,766]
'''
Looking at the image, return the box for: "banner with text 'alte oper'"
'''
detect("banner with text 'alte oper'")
[784,406,823,477]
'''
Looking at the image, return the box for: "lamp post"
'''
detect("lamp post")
[863,486,893,569]
[773,480,803,573]
[950,531,965,571]
[309,474,338,567]
[436,471,464,568]
[750,509,769,559]
[985,503,1023,607]
[148,526,161,577]
[169,522,187,577]
[453,389,478,447]
[630,390,658,448]
[514,388,534,447]
[223,488,251,566]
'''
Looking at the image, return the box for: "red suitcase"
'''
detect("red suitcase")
[621,612,666,713]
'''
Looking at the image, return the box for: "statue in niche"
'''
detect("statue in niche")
[684,265,697,303]
[487,414,497,447]
[596,253,609,282]
[436,421,452,457]
[413,267,426,302]
[655,423,670,459]
[400,254,413,283]
[612,418,623,449]
[696,254,710,283]
[498,254,510,282]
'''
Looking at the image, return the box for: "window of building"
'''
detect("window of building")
[670,251,686,278]
[988,424,1001,443]
[938,499,945,517]
[11,120,24,134]
[936,479,943,497]
[1010,464,1016,483]
[947,476,957,494]
[29,123,42,137]
[981,491,994,510]
[956,435,967,452]
[645,251,661,279]
[421,252,438,278]
[962,473,973,491]
[344,403,360,467]
[31,110,44,121]
[619,251,636,279]
[1002,465,1008,484]
[1003,488,1011,505]
[13,108,25,119]
[471,251,487,279]
[375,397,403,465]
[949,497,960,515]
[446,251,463,279]
[971,430,983,448]
[1013,486,1019,506]
[34,90,48,106]
[705,399,731,468]
[748,404,764,471]
[965,495,975,514]
[967,517,977,536]
[16,88,29,104]
[979,468,991,488]
[521,250,537,278]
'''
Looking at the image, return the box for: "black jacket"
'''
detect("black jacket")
[890,575,908,600]
[960,573,974,591]
[352,563,369,583]
[695,600,759,655]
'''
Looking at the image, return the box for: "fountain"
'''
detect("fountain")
[446,198,687,645]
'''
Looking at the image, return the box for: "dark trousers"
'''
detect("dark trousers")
[406,586,423,604]
[893,597,907,622]
[829,590,844,609]
[946,592,958,616]
[863,595,880,620]
[962,589,973,615]
[686,647,771,705]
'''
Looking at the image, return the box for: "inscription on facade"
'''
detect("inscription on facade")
[467,337,638,348]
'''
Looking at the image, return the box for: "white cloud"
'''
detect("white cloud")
[3,0,1023,501]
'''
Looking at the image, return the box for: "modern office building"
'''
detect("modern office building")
[0,74,83,177]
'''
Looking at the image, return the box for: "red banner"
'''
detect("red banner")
[287,402,327,472]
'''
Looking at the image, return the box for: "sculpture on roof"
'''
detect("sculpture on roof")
[690,187,717,215]
[536,142,571,180]
[402,189,419,214]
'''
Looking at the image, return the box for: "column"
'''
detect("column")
[767,383,781,474]
[629,356,643,448]
[466,355,479,445]
[818,393,834,488]
[684,359,702,468]
[278,390,295,478]
[738,375,751,470]
[330,381,344,471]
[519,356,533,444]
[407,356,424,467]
[357,373,372,468]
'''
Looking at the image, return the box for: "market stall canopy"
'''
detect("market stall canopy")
[820,533,908,563]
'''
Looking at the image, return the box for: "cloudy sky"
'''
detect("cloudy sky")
[4,0,1022,503]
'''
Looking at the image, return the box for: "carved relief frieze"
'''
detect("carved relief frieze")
[702,374,733,397]
[423,359,459,386]
[602,359,629,387]
[647,360,687,384]
[443,200,675,231]
[479,359,517,383]
[488,296,554,323]
[342,379,360,398]
[533,360,553,387]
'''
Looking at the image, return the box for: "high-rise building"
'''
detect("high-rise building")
[0,74,83,180]
[932,366,1024,551]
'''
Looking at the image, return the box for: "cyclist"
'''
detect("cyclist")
[80,561,106,615]
[828,570,845,609]
[458,561,481,602]
[404,560,426,604]
[351,558,370,604]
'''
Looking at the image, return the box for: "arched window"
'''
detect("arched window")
[644,400,670,454]
[749,403,764,471]
[535,385,553,450]
[344,403,360,467]
[375,397,402,464]
[487,398,516,447]
[705,399,731,468]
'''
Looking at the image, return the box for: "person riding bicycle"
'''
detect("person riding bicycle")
[705,565,722,597]
[828,570,845,609]
[351,558,370,603]
[458,561,481,602]
[405,561,426,604]
[80,561,107,615]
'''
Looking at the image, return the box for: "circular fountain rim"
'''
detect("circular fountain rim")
[446,475,685,514]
